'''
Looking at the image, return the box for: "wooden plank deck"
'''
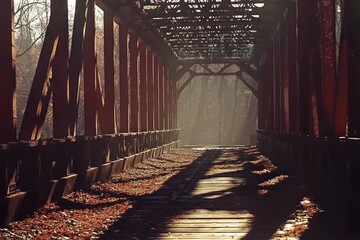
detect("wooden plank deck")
[99,147,327,240]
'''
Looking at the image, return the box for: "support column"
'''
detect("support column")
[83,0,97,136]
[103,10,116,134]
[147,50,154,131]
[281,21,290,134]
[139,43,148,132]
[288,2,299,134]
[119,23,129,133]
[319,0,336,136]
[297,0,311,136]
[273,37,281,132]
[0,0,16,143]
[129,32,139,132]
[68,0,87,137]
[164,68,170,130]
[53,0,69,138]
[169,77,174,130]
[154,54,160,130]
[347,0,360,137]
[334,3,348,137]
[159,61,164,130]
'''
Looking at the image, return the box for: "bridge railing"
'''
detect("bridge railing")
[257,130,360,225]
[0,129,179,224]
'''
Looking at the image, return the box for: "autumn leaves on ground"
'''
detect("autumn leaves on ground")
[0,148,332,239]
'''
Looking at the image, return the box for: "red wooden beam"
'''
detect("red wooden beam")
[129,32,139,132]
[68,0,87,137]
[164,68,170,130]
[281,21,290,134]
[288,2,299,134]
[83,0,97,136]
[154,54,160,130]
[159,61,165,130]
[119,23,129,133]
[139,43,148,132]
[0,0,16,143]
[147,50,154,131]
[53,0,69,138]
[319,0,336,137]
[297,0,311,136]
[19,0,63,140]
[264,46,274,132]
[273,36,281,133]
[346,0,360,137]
[334,5,348,137]
[103,10,116,134]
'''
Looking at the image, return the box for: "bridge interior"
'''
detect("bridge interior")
[0,0,360,237]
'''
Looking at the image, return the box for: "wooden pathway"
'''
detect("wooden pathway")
[99,147,328,240]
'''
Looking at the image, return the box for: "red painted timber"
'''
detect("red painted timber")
[164,68,170,130]
[334,7,348,137]
[147,50,154,131]
[103,10,116,134]
[281,23,290,134]
[139,43,148,132]
[346,0,360,137]
[159,61,165,130]
[129,32,139,132]
[297,0,312,136]
[265,46,274,132]
[68,0,87,136]
[154,54,160,130]
[319,0,336,136]
[19,0,63,140]
[0,0,16,143]
[119,23,129,133]
[83,0,97,136]
[288,2,299,134]
[53,0,69,138]
[273,37,281,132]
[168,74,174,129]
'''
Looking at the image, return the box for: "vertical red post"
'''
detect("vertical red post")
[83,0,97,136]
[264,47,274,132]
[129,32,139,132]
[281,22,290,134]
[147,50,154,131]
[139,43,148,132]
[154,54,160,130]
[319,0,336,136]
[334,7,348,137]
[53,0,69,138]
[119,23,129,133]
[164,68,170,130]
[159,61,164,130]
[273,37,281,132]
[0,0,16,143]
[103,10,116,134]
[297,0,311,135]
[169,77,174,130]
[68,0,87,137]
[288,2,299,134]
[346,0,360,137]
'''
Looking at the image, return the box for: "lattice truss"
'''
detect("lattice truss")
[140,0,280,61]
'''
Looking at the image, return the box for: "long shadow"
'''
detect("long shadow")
[97,147,313,239]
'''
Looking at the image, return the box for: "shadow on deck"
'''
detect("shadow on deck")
[97,146,343,240]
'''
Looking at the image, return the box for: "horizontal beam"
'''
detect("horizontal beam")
[155,19,273,28]
[147,9,264,18]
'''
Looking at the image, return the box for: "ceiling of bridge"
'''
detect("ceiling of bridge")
[140,0,283,63]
